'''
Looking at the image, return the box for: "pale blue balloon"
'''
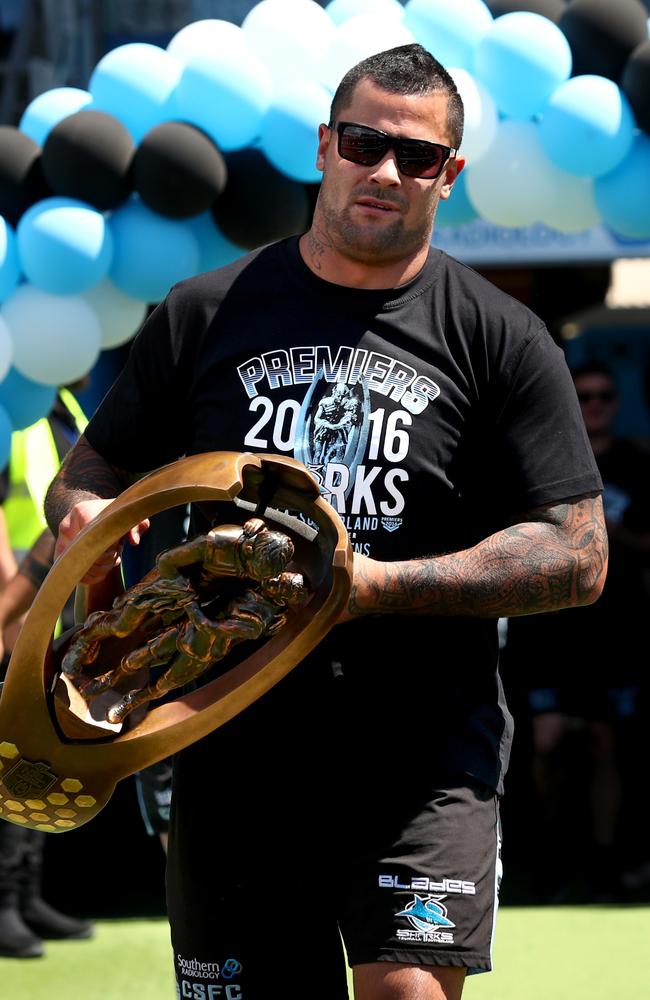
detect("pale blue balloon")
[175,47,272,151]
[0,401,12,468]
[539,75,635,178]
[109,198,200,303]
[19,87,93,146]
[326,0,404,26]
[260,81,330,183]
[89,43,182,142]
[0,218,21,302]
[187,213,245,273]
[595,134,650,239]
[474,12,571,119]
[0,367,56,430]
[17,197,113,295]
[435,170,478,228]
[403,0,493,71]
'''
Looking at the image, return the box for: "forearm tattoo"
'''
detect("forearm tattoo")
[44,436,134,534]
[348,494,608,618]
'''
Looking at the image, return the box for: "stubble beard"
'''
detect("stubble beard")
[316,182,438,265]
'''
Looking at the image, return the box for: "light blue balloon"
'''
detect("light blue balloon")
[0,401,12,468]
[474,12,571,119]
[595,134,650,239]
[0,218,21,302]
[19,87,93,147]
[260,82,330,183]
[89,43,182,142]
[175,47,272,151]
[404,0,493,71]
[187,213,245,273]
[109,198,200,303]
[0,367,57,430]
[17,197,113,295]
[435,170,478,228]
[539,75,635,178]
[326,0,405,26]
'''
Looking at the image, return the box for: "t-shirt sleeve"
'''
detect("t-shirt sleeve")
[85,293,193,472]
[495,324,602,509]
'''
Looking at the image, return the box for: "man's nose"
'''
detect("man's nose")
[367,151,401,185]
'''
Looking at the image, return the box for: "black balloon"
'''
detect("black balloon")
[622,39,650,134]
[486,0,567,23]
[559,0,648,81]
[212,149,310,251]
[42,110,135,210]
[0,126,50,226]
[133,121,227,219]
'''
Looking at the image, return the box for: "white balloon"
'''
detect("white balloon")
[320,14,415,93]
[0,315,13,383]
[448,67,498,165]
[465,120,558,228]
[1,284,101,386]
[539,171,600,234]
[82,279,148,349]
[167,19,249,65]
[243,0,336,87]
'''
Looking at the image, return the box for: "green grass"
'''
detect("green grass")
[2,907,649,999]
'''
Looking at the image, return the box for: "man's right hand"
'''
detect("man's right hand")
[55,499,150,584]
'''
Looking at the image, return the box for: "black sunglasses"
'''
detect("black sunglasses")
[577,390,616,403]
[334,121,456,179]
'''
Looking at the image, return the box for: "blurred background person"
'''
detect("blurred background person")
[506,361,650,902]
[0,385,94,958]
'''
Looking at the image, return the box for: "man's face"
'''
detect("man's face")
[575,373,618,435]
[314,78,463,266]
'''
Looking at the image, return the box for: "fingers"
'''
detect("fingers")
[126,518,150,546]
[54,499,113,560]
[55,501,149,584]
[80,547,123,585]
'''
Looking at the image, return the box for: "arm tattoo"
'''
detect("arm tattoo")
[44,435,136,534]
[348,493,608,618]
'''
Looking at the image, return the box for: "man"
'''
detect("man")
[509,361,650,902]
[45,45,606,1000]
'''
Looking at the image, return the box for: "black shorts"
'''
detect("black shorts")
[166,694,502,1000]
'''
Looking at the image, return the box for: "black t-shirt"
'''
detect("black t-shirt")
[85,238,602,793]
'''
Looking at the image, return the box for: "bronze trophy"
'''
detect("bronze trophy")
[0,452,352,833]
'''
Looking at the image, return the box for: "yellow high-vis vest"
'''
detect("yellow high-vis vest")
[4,389,88,551]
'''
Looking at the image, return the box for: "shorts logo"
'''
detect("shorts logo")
[397,894,455,932]
[395,895,456,944]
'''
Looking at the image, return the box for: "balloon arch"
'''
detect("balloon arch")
[1,0,650,465]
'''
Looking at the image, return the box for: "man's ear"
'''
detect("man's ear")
[439,156,465,201]
[316,123,332,173]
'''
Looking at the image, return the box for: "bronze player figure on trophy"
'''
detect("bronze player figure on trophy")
[86,571,308,724]
[61,518,295,680]
[60,518,309,725]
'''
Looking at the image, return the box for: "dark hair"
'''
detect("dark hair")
[571,361,616,384]
[329,44,464,149]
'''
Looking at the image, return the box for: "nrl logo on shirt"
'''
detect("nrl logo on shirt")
[381,516,402,532]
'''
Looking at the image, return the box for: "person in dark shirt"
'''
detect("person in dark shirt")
[510,361,650,901]
[44,45,606,1000]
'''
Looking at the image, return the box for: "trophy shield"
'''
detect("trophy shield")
[0,452,352,833]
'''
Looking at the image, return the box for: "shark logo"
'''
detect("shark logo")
[396,895,455,934]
